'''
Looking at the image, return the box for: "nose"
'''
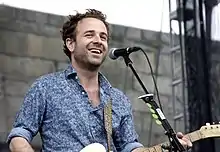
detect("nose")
[93,34,102,44]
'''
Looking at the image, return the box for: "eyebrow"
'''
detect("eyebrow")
[84,30,108,37]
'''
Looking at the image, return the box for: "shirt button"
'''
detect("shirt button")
[75,76,78,79]
[82,91,85,95]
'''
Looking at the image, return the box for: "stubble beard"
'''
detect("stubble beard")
[73,51,107,72]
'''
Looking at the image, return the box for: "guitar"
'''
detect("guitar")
[80,123,220,152]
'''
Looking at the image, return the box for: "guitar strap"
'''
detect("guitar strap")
[104,99,113,152]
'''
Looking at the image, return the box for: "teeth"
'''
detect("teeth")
[91,49,101,54]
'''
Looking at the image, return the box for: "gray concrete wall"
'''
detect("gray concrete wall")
[0,4,184,150]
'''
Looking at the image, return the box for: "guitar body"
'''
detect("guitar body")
[80,143,106,152]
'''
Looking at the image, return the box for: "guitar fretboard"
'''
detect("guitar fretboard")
[186,130,202,142]
[137,130,202,152]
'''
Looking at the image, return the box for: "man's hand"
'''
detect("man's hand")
[177,132,193,150]
[9,137,35,152]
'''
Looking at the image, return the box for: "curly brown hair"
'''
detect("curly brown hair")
[60,9,110,60]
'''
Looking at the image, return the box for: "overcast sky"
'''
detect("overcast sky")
[0,0,179,33]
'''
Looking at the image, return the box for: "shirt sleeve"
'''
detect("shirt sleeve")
[113,96,144,152]
[6,80,46,144]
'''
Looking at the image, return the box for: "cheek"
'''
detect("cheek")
[103,42,108,51]
[75,42,87,52]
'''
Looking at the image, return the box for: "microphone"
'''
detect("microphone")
[109,47,141,60]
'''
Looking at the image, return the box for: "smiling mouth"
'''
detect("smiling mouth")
[89,49,102,54]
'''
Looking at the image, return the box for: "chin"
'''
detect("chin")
[90,58,105,66]
[91,62,102,67]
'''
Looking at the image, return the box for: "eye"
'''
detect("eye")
[100,35,107,41]
[85,33,93,38]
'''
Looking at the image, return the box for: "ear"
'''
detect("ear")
[66,38,75,53]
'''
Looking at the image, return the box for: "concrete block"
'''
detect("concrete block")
[7,116,16,132]
[156,76,172,95]
[132,111,145,133]
[150,132,168,146]
[109,40,127,49]
[30,12,48,24]
[0,5,47,24]
[5,80,29,97]
[126,90,150,112]
[27,34,67,61]
[160,33,170,45]
[6,96,24,117]
[0,18,61,38]
[142,29,159,42]
[126,27,142,40]
[133,72,171,96]
[139,111,163,133]
[17,20,39,34]
[157,53,172,77]
[130,50,155,74]
[110,25,126,42]
[144,125,166,146]
[0,5,16,19]
[41,37,67,61]
[132,111,168,146]
[122,39,158,52]
[39,24,61,37]
[27,34,43,57]
[57,62,69,71]
[155,95,173,116]
[0,73,4,100]
[47,14,65,27]
[9,21,35,36]
[100,57,133,91]
[5,95,23,132]
[159,44,171,54]
[0,54,55,78]
[174,119,185,133]
[133,72,154,94]
[0,98,7,142]
[15,8,48,24]
[0,30,28,55]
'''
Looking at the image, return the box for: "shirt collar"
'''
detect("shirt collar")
[64,64,77,78]
[64,64,112,94]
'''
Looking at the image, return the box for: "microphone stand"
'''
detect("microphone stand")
[121,54,186,152]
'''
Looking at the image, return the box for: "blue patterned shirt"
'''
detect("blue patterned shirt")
[7,64,143,152]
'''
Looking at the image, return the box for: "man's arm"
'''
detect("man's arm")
[112,93,143,152]
[9,137,34,152]
[7,79,46,151]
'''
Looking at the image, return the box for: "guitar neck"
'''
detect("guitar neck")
[139,130,201,152]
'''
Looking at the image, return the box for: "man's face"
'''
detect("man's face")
[68,17,108,70]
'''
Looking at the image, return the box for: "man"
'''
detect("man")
[7,9,192,152]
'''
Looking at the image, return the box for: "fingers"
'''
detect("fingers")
[176,132,184,138]
[176,132,193,148]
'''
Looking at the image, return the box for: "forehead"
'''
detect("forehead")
[77,18,107,34]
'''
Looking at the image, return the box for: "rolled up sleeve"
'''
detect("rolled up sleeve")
[7,127,33,143]
[6,80,46,144]
[113,96,143,152]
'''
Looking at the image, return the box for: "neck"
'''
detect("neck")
[71,62,99,90]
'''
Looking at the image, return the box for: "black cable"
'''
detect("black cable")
[139,48,163,112]
[146,0,165,146]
